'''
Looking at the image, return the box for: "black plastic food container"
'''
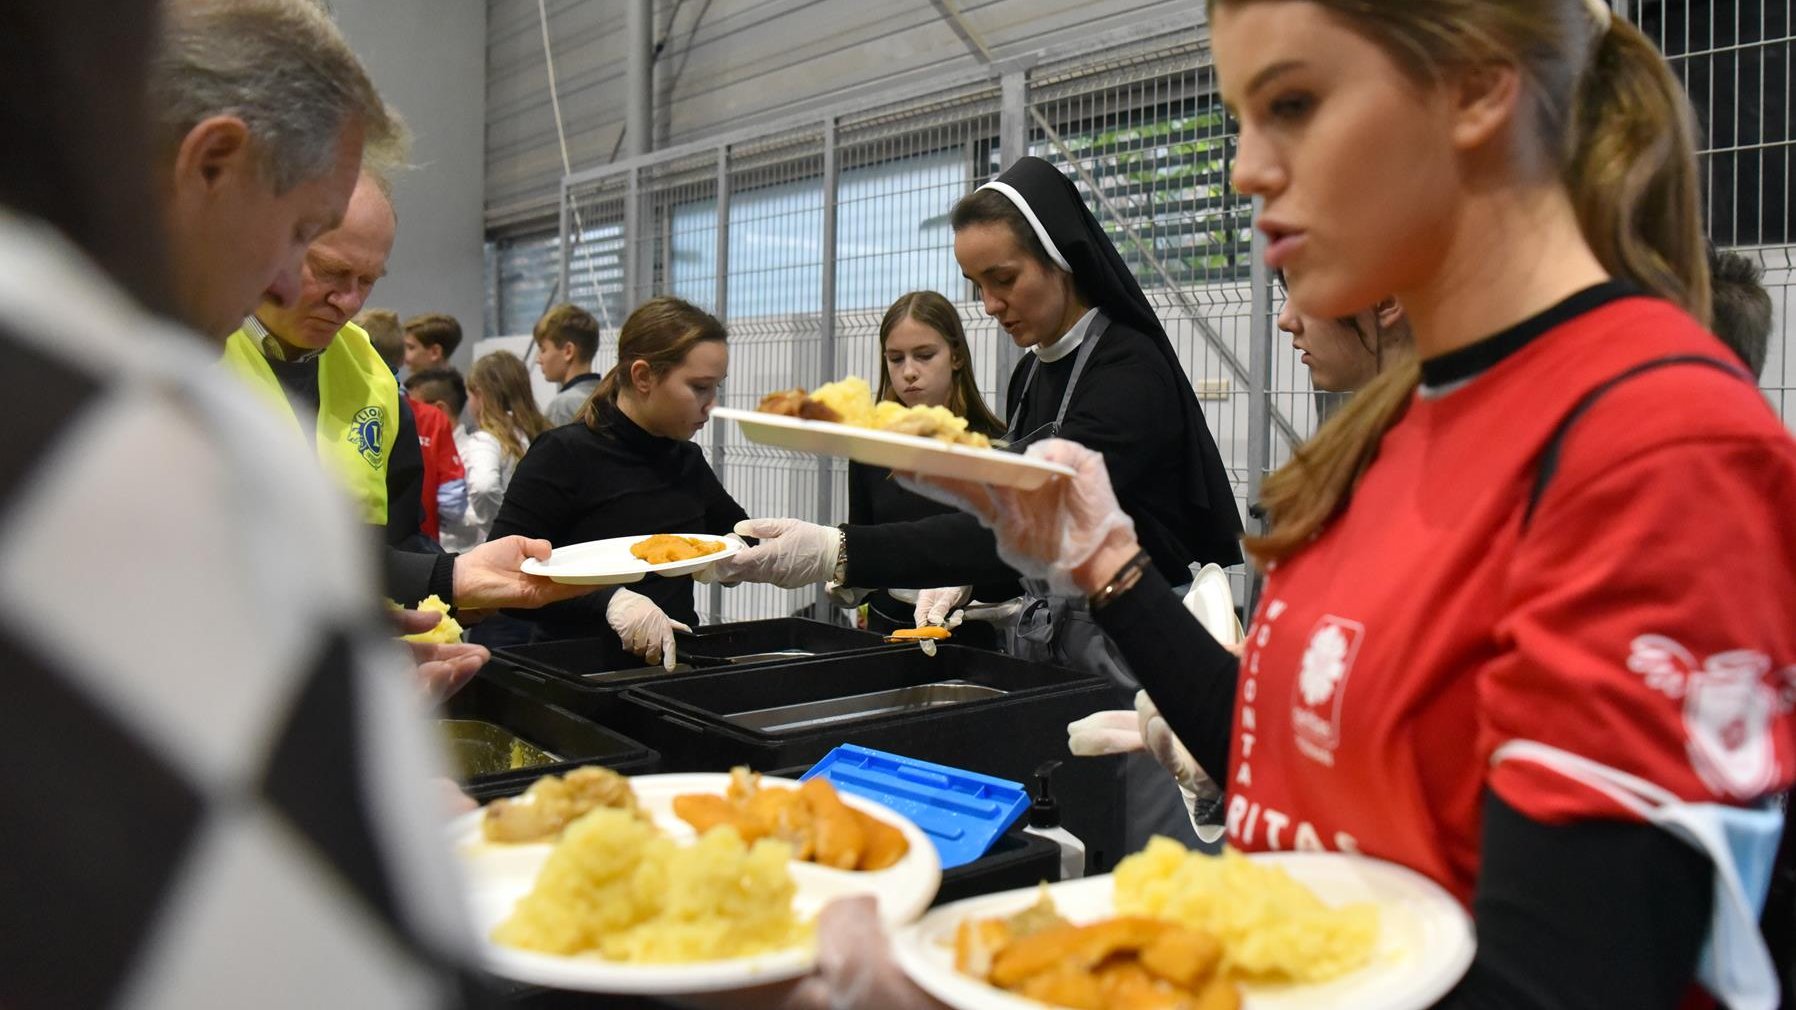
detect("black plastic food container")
[442,672,659,792]
[487,618,902,722]
[625,645,1128,871]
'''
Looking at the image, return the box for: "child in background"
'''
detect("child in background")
[364,307,465,541]
[441,351,547,553]
[402,311,462,374]
[534,303,604,426]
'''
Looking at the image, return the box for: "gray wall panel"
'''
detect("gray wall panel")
[485,0,1186,232]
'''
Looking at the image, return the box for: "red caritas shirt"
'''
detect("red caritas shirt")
[1226,286,1796,905]
[410,397,465,539]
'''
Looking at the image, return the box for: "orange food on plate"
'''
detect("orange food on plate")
[954,891,1240,1010]
[671,766,909,871]
[630,533,725,565]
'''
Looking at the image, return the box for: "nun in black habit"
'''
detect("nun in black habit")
[708,157,1244,854]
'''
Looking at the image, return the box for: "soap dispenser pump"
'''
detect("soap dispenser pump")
[1021,759,1086,879]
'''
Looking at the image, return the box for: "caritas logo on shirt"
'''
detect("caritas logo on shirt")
[1291,616,1365,767]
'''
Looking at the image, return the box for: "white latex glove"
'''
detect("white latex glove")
[606,587,691,671]
[913,586,970,629]
[1067,709,1145,756]
[902,439,1136,597]
[1136,689,1225,844]
[697,518,841,589]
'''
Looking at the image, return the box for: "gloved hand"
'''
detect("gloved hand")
[698,518,841,589]
[670,895,949,1010]
[606,587,690,671]
[1136,690,1225,844]
[1066,709,1144,756]
[902,439,1137,597]
[913,586,970,629]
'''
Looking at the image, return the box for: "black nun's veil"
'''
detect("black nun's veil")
[980,156,1244,565]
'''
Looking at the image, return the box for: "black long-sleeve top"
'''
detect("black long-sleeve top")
[846,458,1019,625]
[489,398,747,643]
[1093,570,1713,1008]
[843,321,1237,589]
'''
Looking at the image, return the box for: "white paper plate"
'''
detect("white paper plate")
[894,852,1475,1010]
[714,407,1075,490]
[519,533,744,586]
[1184,562,1244,647]
[453,772,942,994]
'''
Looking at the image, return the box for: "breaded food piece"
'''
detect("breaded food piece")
[889,625,952,640]
[798,399,842,422]
[990,917,1170,989]
[672,793,745,838]
[800,776,865,870]
[631,533,725,565]
[746,785,815,861]
[482,766,641,843]
[1139,924,1224,990]
[954,917,1013,979]
[853,806,909,871]
[755,388,810,416]
[1016,964,1104,1010]
[1095,960,1189,1010]
[1193,975,1242,1010]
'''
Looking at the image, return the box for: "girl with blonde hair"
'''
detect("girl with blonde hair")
[439,350,547,552]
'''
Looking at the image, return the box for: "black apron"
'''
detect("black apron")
[1003,312,1204,851]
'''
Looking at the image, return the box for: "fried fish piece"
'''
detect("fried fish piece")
[888,625,951,640]
[1016,964,1104,1010]
[799,776,865,870]
[672,793,747,838]
[631,533,725,565]
[1138,924,1224,990]
[755,388,810,416]
[482,766,642,843]
[853,806,909,871]
[990,917,1171,989]
[954,917,1013,979]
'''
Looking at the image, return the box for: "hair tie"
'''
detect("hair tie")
[1583,0,1614,32]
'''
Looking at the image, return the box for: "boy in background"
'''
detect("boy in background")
[367,308,464,539]
[534,303,603,426]
[402,311,462,373]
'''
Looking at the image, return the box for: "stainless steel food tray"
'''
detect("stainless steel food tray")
[721,680,1007,734]
[439,719,561,778]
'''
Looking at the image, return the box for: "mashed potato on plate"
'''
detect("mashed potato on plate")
[493,807,811,963]
[1113,839,1378,983]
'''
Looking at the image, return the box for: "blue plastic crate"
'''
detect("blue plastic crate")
[801,743,1030,869]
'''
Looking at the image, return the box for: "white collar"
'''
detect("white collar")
[1032,307,1100,363]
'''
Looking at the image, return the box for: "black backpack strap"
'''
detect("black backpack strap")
[1523,355,1753,530]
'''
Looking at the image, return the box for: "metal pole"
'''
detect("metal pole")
[556,177,571,309]
[627,0,653,159]
[995,69,1029,410]
[1243,196,1272,614]
[710,146,730,622]
[625,166,641,309]
[817,118,840,621]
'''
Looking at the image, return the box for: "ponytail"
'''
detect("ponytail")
[1566,18,1710,324]
[1245,359,1418,563]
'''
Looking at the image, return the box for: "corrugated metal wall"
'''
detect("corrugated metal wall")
[485,0,1189,234]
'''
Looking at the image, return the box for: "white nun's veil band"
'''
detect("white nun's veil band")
[975,179,1073,273]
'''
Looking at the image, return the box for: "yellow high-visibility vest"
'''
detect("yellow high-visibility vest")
[221,320,398,525]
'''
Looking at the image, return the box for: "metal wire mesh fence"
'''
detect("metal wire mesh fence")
[510,14,1795,625]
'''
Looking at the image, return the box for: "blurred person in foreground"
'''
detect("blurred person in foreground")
[1,3,929,1008]
[0,0,488,1004]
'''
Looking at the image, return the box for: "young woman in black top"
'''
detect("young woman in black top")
[491,297,745,667]
[841,291,1008,644]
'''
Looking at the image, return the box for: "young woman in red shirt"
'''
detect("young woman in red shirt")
[914,1,1796,1006]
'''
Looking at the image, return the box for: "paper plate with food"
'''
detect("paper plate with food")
[713,377,1075,490]
[452,766,940,994]
[518,532,745,585]
[893,838,1474,1010]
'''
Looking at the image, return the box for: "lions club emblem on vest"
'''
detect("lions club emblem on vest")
[348,405,387,469]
